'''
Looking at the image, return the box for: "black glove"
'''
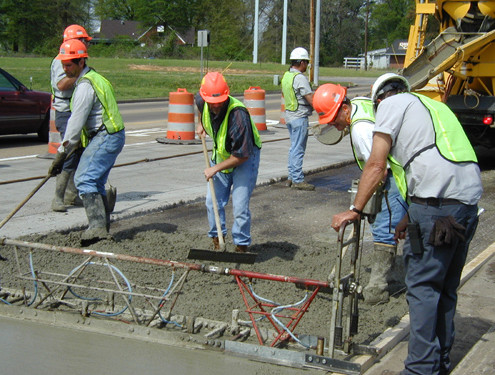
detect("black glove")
[428,216,466,247]
[48,151,67,176]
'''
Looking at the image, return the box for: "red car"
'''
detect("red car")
[0,68,51,141]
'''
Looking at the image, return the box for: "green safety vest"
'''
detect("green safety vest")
[72,69,125,147]
[387,93,478,201]
[281,71,301,111]
[350,98,408,200]
[202,96,262,173]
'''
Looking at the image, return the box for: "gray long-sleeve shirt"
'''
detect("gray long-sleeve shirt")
[60,66,104,152]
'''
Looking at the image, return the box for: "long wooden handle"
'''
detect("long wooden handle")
[201,136,225,250]
[0,175,51,230]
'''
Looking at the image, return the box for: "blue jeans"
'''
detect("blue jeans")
[403,202,479,375]
[206,147,260,246]
[55,111,80,171]
[371,174,408,245]
[75,130,125,196]
[286,117,309,183]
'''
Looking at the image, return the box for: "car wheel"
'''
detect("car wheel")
[38,111,49,142]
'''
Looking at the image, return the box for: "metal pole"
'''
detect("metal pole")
[309,0,315,82]
[314,0,321,86]
[281,0,288,65]
[253,0,259,64]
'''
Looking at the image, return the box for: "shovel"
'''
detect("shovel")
[187,136,256,264]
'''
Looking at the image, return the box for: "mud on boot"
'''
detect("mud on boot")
[81,193,112,245]
[51,171,70,212]
[64,171,83,207]
[363,243,396,304]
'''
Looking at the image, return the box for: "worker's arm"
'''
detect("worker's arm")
[204,155,248,180]
[304,92,314,107]
[57,76,77,91]
[331,132,391,231]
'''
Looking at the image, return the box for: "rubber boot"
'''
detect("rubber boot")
[81,193,111,245]
[64,171,83,207]
[51,170,70,212]
[102,195,112,231]
[363,243,396,304]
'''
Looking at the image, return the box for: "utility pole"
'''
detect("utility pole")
[253,0,259,64]
[314,0,321,86]
[364,0,370,71]
[310,0,315,82]
[281,0,288,65]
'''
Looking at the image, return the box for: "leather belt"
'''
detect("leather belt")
[88,125,106,140]
[410,196,462,206]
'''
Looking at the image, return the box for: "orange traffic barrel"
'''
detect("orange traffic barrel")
[244,86,267,131]
[38,98,61,159]
[279,94,286,125]
[166,88,195,141]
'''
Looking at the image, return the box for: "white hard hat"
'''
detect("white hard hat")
[371,73,410,113]
[290,47,309,61]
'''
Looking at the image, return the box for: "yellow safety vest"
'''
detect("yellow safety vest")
[281,71,300,111]
[350,98,408,200]
[202,96,262,173]
[72,69,125,147]
[388,93,478,201]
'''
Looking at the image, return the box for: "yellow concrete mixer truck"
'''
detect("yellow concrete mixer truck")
[401,0,495,149]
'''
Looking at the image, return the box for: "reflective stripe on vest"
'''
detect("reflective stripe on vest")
[202,96,262,173]
[350,98,408,200]
[72,69,125,146]
[281,71,300,111]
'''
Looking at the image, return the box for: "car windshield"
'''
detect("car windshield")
[0,73,17,91]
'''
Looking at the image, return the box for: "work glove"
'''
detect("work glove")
[428,216,466,247]
[48,151,67,176]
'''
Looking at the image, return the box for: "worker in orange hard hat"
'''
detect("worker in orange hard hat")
[195,72,262,253]
[48,39,125,246]
[313,83,408,304]
[50,24,92,213]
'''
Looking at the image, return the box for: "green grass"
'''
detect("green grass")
[1,56,383,101]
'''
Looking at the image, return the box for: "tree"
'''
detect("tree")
[368,0,415,50]
[0,0,93,54]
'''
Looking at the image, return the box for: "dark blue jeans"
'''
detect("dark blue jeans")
[403,202,479,375]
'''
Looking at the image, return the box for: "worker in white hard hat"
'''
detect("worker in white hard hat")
[281,47,315,191]
[332,73,482,375]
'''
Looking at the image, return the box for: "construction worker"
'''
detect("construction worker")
[281,47,315,191]
[48,39,125,244]
[313,83,408,304]
[50,24,92,212]
[331,73,482,375]
[195,72,262,253]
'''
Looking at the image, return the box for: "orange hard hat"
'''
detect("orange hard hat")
[56,39,89,61]
[63,24,92,42]
[199,72,230,103]
[313,84,347,124]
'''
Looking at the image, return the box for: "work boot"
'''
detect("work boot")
[235,245,248,253]
[81,193,111,245]
[363,243,396,304]
[212,237,220,250]
[64,171,83,207]
[105,185,117,213]
[51,170,70,212]
[292,181,315,191]
[285,179,292,187]
[102,195,112,231]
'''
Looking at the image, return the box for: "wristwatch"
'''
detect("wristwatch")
[349,204,363,215]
